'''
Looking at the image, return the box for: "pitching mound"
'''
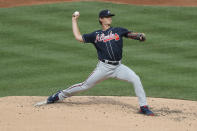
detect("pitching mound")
[0,96,196,131]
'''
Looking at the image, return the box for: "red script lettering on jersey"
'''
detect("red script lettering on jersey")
[95,31,120,43]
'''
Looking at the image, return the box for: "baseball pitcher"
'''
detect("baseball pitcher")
[46,10,154,116]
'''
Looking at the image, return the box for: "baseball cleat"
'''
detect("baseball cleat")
[47,91,62,104]
[139,105,154,116]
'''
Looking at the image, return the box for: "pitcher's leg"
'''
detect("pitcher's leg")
[61,67,107,98]
[114,64,147,107]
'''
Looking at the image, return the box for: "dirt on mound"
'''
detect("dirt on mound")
[0,96,196,131]
[0,0,197,8]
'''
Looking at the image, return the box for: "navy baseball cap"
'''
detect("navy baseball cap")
[99,9,115,18]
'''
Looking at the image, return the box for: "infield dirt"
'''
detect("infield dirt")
[0,96,197,131]
[0,0,197,7]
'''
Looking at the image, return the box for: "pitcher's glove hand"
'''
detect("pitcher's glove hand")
[127,32,146,42]
[137,33,146,42]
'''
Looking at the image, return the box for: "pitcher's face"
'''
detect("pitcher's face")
[100,16,112,26]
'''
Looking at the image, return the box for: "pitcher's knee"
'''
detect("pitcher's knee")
[130,74,142,84]
[135,74,141,81]
[80,82,93,90]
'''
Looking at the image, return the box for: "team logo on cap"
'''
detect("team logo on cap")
[108,11,110,14]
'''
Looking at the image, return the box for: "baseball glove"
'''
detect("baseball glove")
[137,33,146,42]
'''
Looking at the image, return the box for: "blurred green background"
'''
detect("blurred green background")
[0,2,197,100]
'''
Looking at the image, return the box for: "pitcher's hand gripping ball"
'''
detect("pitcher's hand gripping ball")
[73,11,80,17]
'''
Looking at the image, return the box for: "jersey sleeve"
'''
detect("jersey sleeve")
[118,27,131,37]
[82,32,96,43]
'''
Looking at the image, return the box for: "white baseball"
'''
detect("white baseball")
[74,11,79,16]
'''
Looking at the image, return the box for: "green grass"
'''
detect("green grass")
[0,2,197,100]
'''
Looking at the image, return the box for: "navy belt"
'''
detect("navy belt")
[101,59,120,65]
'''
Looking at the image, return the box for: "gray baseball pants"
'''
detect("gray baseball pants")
[58,61,147,106]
